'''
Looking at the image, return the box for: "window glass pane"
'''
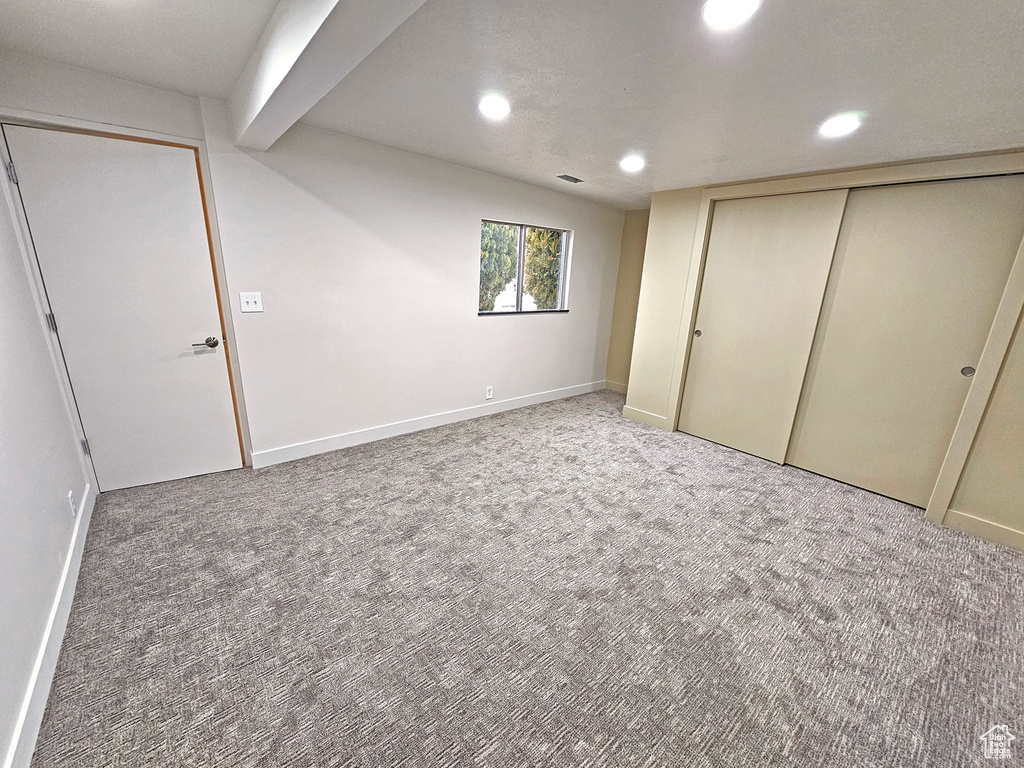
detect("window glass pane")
[522,227,564,311]
[479,221,520,312]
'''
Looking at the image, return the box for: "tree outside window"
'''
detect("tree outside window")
[479,220,569,314]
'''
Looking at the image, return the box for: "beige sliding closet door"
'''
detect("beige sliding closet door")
[678,189,848,462]
[787,175,1024,507]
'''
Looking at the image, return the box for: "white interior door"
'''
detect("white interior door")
[4,125,243,491]
[787,175,1024,507]
[678,189,848,462]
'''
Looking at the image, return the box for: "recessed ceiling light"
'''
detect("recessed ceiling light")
[819,112,864,138]
[619,154,646,173]
[702,0,762,31]
[478,93,511,121]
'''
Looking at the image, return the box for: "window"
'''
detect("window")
[478,220,570,314]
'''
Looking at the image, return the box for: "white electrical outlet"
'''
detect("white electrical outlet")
[67,490,77,518]
[486,386,493,400]
[239,292,263,313]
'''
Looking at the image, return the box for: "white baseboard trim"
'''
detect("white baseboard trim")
[622,405,672,430]
[605,380,628,394]
[942,508,1024,553]
[252,381,609,468]
[5,483,97,768]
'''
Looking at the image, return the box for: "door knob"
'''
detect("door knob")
[694,329,703,337]
[192,337,220,348]
[961,366,975,377]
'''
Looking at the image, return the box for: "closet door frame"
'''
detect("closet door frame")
[0,109,253,469]
[666,152,1024,544]
[925,236,1024,531]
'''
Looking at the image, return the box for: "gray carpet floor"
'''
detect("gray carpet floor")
[32,390,1024,767]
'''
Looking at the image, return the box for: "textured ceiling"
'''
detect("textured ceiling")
[302,0,1024,207]
[2,0,1024,208]
[0,0,279,99]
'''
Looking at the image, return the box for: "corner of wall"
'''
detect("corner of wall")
[605,208,651,396]
[0,48,204,141]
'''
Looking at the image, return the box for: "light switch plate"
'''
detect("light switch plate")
[239,292,263,313]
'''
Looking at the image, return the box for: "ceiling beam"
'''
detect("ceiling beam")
[228,0,428,152]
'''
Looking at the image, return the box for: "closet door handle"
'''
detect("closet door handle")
[193,337,220,349]
[961,366,975,377]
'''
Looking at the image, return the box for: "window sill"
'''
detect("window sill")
[478,310,570,316]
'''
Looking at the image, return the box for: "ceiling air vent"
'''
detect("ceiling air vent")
[557,174,584,184]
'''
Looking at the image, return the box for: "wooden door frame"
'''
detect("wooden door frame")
[0,113,251,468]
[667,150,1024,532]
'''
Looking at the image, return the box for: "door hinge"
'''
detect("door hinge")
[81,438,91,456]
[46,312,58,333]
[4,160,17,185]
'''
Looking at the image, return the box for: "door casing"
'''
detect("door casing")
[1,119,251,486]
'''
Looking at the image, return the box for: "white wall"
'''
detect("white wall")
[0,171,95,766]
[200,98,624,464]
[0,48,625,470]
